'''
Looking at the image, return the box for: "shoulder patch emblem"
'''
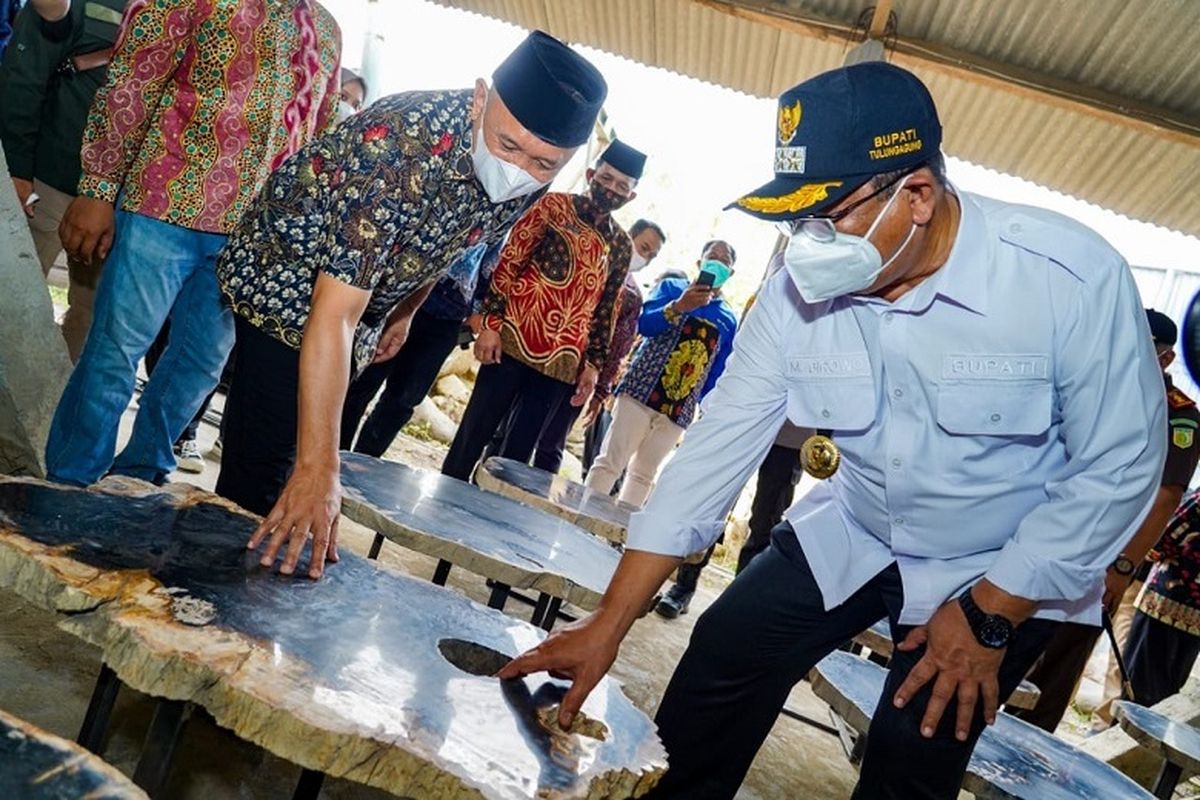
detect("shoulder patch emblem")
[1173,426,1195,450]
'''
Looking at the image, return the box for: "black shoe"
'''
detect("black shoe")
[655,585,694,619]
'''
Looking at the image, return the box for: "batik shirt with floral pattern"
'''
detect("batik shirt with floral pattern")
[595,272,642,400]
[217,90,531,374]
[616,276,738,428]
[480,192,632,383]
[78,0,341,233]
[1138,489,1200,636]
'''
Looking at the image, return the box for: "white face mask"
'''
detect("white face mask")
[471,95,549,204]
[336,100,357,124]
[784,176,916,303]
[629,250,648,271]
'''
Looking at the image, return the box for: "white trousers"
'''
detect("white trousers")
[585,394,684,508]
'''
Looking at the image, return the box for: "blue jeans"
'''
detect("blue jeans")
[45,210,233,485]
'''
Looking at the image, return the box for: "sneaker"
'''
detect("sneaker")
[174,439,205,474]
[655,584,694,619]
[208,437,223,459]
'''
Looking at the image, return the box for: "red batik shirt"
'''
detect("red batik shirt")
[481,192,632,383]
[77,0,341,234]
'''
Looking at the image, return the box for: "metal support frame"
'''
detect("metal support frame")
[292,768,327,800]
[487,581,510,610]
[1152,760,1183,800]
[432,559,452,586]
[77,663,122,754]
[132,699,192,798]
[779,706,839,737]
[367,532,385,560]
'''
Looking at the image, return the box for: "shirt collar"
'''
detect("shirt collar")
[930,187,990,315]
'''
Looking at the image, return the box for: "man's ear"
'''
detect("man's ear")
[585,168,595,183]
[471,79,487,123]
[906,168,940,226]
[626,190,638,203]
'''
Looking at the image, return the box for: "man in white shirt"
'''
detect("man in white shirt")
[499,62,1165,799]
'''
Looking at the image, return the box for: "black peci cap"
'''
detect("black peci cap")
[730,62,942,221]
[598,139,647,179]
[492,31,607,148]
[1147,308,1178,346]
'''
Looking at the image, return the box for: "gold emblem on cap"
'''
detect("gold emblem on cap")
[800,434,840,479]
[737,181,843,215]
[777,100,802,145]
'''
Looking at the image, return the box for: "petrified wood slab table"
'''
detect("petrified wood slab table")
[340,453,621,631]
[0,707,147,799]
[475,458,632,545]
[811,650,1152,799]
[0,477,666,799]
[1114,700,1200,799]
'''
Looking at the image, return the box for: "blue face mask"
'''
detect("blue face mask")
[699,259,734,289]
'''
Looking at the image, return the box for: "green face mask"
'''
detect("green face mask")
[700,259,734,289]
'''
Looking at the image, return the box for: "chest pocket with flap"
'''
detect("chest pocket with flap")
[936,381,1053,437]
[786,380,876,433]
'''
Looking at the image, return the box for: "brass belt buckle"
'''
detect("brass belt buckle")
[800,430,840,479]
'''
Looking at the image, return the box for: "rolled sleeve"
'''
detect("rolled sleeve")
[626,271,791,556]
[984,258,1167,603]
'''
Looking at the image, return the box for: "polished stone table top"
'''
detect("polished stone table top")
[850,619,1040,711]
[0,476,665,799]
[341,453,621,610]
[475,458,632,544]
[811,650,1152,799]
[0,707,146,799]
[1115,700,1200,773]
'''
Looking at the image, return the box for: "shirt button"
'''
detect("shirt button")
[892,388,904,398]
[893,516,905,526]
[822,409,831,418]
[1009,223,1022,234]
[990,412,1002,423]
[883,313,894,325]
[891,458,902,469]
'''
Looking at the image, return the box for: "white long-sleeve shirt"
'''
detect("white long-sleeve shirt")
[627,191,1166,626]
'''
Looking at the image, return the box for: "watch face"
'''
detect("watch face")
[1114,556,1135,576]
[978,617,1012,649]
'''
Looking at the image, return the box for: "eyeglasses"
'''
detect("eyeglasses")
[775,169,915,242]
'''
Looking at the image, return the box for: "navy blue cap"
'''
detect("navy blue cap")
[598,139,646,179]
[1147,308,1178,346]
[730,62,942,221]
[492,31,607,148]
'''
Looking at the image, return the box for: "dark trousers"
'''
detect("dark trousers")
[441,355,573,481]
[736,443,801,574]
[533,397,583,473]
[1127,610,1200,707]
[645,523,1058,800]
[674,545,715,594]
[1009,621,1100,731]
[214,318,301,516]
[339,309,463,456]
[581,408,610,477]
[145,320,213,444]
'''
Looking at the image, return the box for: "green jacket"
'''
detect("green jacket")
[0,0,126,195]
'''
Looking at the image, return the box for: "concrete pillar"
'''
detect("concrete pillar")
[0,149,71,476]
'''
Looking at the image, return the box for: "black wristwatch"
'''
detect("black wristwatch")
[1112,555,1136,576]
[958,589,1015,649]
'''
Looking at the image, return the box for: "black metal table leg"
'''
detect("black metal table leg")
[487,581,510,610]
[779,705,839,736]
[367,532,385,560]
[132,699,192,798]
[1152,760,1183,800]
[292,768,327,800]
[539,597,563,632]
[77,663,122,754]
[529,593,551,627]
[432,559,452,586]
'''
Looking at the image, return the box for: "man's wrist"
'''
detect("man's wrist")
[662,302,683,325]
[968,579,1035,625]
[1111,554,1136,576]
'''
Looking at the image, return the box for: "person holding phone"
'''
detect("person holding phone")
[584,239,739,508]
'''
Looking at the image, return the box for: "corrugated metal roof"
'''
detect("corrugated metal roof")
[433,0,1200,237]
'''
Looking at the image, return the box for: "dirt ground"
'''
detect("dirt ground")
[0,398,864,799]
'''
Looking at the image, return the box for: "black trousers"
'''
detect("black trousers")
[533,396,583,473]
[339,309,463,456]
[441,355,574,481]
[1009,621,1099,732]
[736,443,802,574]
[1127,610,1200,707]
[645,523,1058,800]
[581,408,610,477]
[214,318,301,516]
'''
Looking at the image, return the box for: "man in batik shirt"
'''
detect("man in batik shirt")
[217,31,606,580]
[586,240,739,508]
[45,0,341,487]
[440,140,644,481]
[533,218,667,473]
